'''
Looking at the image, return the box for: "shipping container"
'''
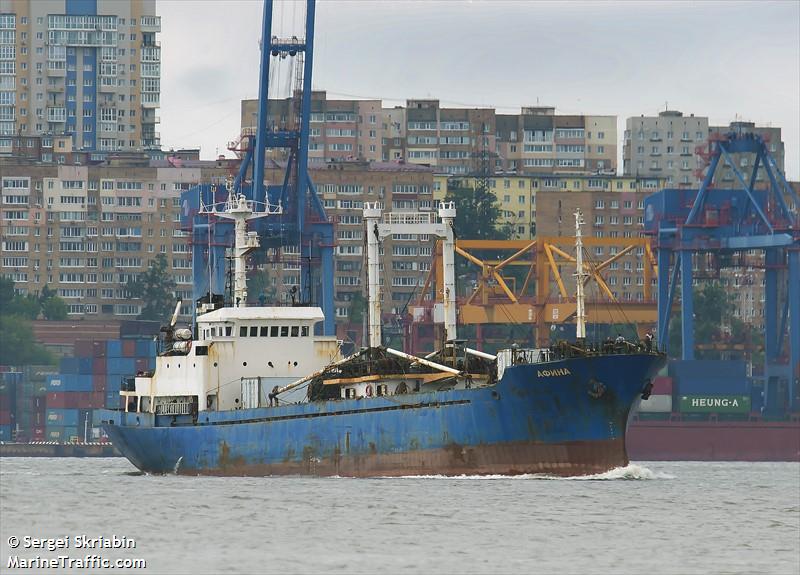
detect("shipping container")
[105,391,120,409]
[135,358,149,373]
[32,425,45,440]
[751,386,765,412]
[93,375,107,392]
[679,395,751,414]
[63,426,80,442]
[122,340,137,357]
[59,357,80,374]
[46,427,64,441]
[651,376,673,395]
[74,339,95,357]
[135,339,157,358]
[107,358,136,375]
[92,358,106,375]
[637,394,673,413]
[78,358,94,375]
[669,359,747,380]
[677,377,750,396]
[0,425,14,441]
[106,339,123,358]
[45,408,79,427]
[46,392,68,409]
[0,410,12,425]
[92,340,107,358]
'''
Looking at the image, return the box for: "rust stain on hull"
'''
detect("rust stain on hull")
[182,439,628,478]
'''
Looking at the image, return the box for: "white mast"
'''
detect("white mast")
[574,208,587,340]
[362,202,457,349]
[201,184,281,308]
[439,202,457,342]
[363,202,383,348]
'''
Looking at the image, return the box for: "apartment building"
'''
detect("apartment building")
[239,92,383,164]
[446,174,664,240]
[495,107,617,175]
[624,110,709,187]
[535,190,652,303]
[708,121,785,186]
[0,0,161,157]
[0,157,233,318]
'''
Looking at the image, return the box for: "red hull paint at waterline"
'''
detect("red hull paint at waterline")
[627,420,800,461]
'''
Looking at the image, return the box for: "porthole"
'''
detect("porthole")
[243,361,247,366]
[293,361,298,367]
[213,362,218,367]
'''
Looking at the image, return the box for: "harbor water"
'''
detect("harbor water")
[1,459,798,574]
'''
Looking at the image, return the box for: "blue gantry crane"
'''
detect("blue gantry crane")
[182,0,334,335]
[645,132,800,411]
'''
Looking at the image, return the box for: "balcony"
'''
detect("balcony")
[139,16,161,33]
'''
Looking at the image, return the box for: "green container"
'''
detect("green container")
[680,395,750,414]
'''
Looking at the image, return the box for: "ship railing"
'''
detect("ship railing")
[155,402,193,416]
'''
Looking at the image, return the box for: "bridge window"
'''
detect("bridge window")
[291,326,299,337]
[260,326,268,337]
[301,326,309,337]
[226,326,232,336]
[195,346,208,356]
[249,326,258,337]
[280,326,289,337]
[239,326,247,337]
[271,326,279,337]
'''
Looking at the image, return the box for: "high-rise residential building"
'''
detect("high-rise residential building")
[0,0,161,158]
[623,110,709,187]
[240,95,617,177]
[495,107,617,176]
[239,92,383,164]
[0,157,232,319]
[708,121,785,186]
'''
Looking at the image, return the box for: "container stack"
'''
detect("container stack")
[41,336,157,443]
[670,360,752,421]
[0,370,22,441]
[0,367,52,442]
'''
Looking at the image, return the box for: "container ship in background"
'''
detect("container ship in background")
[627,359,799,461]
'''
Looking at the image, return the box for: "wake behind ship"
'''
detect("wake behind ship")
[99,196,665,477]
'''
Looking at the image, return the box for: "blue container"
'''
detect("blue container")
[106,340,123,358]
[63,426,79,441]
[59,357,80,374]
[46,408,79,427]
[105,376,123,392]
[669,360,747,380]
[147,357,156,370]
[107,358,136,375]
[105,391,120,409]
[78,358,94,375]
[135,339,157,358]
[45,426,64,441]
[0,425,13,441]
[677,377,750,396]
[50,374,93,392]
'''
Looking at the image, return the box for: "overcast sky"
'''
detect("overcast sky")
[157,0,800,179]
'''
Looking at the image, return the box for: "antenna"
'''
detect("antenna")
[574,209,587,340]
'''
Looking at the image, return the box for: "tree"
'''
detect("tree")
[0,315,55,366]
[126,254,177,321]
[39,285,68,320]
[444,183,513,241]
[667,282,739,359]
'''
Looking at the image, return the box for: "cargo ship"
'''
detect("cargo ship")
[627,361,800,461]
[98,194,665,477]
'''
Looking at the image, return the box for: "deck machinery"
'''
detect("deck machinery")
[181,0,334,334]
[644,132,800,412]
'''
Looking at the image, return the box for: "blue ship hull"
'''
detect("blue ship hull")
[99,353,665,477]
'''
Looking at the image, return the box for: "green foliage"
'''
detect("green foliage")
[444,183,513,241]
[667,282,741,359]
[0,315,55,365]
[41,296,68,321]
[0,278,68,320]
[126,254,177,321]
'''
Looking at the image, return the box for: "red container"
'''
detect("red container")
[92,341,107,358]
[652,376,673,395]
[0,410,11,425]
[63,392,80,409]
[92,358,106,375]
[46,392,69,408]
[74,339,94,357]
[93,376,107,392]
[122,340,136,357]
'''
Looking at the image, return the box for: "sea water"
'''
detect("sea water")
[0,459,798,574]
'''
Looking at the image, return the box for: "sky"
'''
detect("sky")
[157,0,800,180]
